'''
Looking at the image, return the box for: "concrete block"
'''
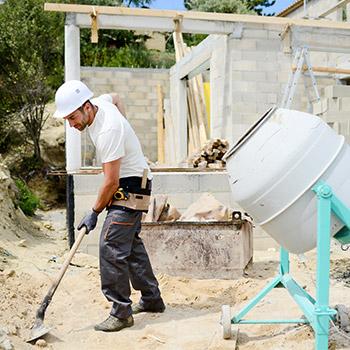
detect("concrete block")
[257,61,278,72]
[232,81,257,93]
[268,30,282,40]
[244,28,268,39]
[198,172,230,192]
[340,97,350,111]
[256,40,281,52]
[256,82,280,94]
[233,38,256,50]
[74,174,104,194]
[265,72,278,83]
[152,172,200,193]
[129,78,147,86]
[233,101,258,114]
[328,98,341,112]
[324,85,350,98]
[242,71,266,82]
[93,70,112,79]
[277,71,292,83]
[146,79,162,87]
[229,49,242,61]
[242,93,266,103]
[232,60,257,72]
[312,98,328,115]
[128,91,147,99]
[267,93,277,104]
[231,71,243,81]
[146,92,157,99]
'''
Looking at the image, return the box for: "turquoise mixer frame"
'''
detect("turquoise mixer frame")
[229,181,350,350]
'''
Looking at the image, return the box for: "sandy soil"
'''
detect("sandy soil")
[1,208,350,350]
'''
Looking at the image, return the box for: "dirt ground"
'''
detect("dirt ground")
[1,208,350,350]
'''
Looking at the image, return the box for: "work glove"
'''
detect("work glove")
[77,209,99,234]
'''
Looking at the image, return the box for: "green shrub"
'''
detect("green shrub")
[15,179,40,216]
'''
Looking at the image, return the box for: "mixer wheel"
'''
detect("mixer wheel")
[221,304,232,339]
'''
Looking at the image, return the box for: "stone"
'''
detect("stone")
[35,339,47,347]
[17,239,27,247]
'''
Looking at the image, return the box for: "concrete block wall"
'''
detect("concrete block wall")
[313,85,350,142]
[81,67,170,162]
[73,172,278,256]
[210,23,348,145]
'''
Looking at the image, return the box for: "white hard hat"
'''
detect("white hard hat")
[54,80,94,118]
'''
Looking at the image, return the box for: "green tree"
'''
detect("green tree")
[184,0,275,15]
[182,0,275,47]
[184,0,253,14]
[243,0,276,16]
[0,0,64,160]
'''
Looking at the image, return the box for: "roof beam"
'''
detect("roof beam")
[75,13,237,34]
[44,3,350,32]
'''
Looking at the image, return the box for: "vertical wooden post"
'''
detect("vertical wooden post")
[157,84,165,164]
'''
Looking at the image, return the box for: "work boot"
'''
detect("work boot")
[94,315,134,332]
[132,301,166,315]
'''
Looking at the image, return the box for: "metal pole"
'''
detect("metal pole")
[314,183,332,350]
[66,174,75,248]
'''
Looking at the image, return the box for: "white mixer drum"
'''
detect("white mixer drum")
[224,107,350,253]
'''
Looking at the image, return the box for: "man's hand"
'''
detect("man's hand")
[77,209,99,234]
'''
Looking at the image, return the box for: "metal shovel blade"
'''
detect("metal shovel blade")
[27,320,53,342]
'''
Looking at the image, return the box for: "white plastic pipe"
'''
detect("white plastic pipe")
[64,13,81,173]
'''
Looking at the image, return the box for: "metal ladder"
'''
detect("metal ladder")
[281,46,321,111]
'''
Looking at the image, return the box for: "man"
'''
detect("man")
[54,80,165,332]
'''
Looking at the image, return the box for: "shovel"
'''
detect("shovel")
[27,226,87,342]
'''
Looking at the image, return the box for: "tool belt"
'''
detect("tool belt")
[108,171,152,213]
[111,191,151,212]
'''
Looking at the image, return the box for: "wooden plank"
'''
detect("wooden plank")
[191,76,208,145]
[74,13,238,34]
[187,85,201,151]
[44,3,350,31]
[156,85,165,164]
[163,98,176,165]
[194,73,209,137]
[292,65,350,75]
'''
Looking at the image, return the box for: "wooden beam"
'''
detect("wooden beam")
[44,3,350,31]
[318,0,350,18]
[174,36,214,80]
[75,13,238,34]
[156,85,165,164]
[292,65,350,75]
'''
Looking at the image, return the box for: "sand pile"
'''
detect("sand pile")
[1,175,350,349]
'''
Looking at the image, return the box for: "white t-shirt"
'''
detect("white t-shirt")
[88,95,152,179]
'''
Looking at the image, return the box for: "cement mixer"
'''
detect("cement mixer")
[224,106,350,253]
[221,106,350,350]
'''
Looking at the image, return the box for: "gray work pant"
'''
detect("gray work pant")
[99,208,162,319]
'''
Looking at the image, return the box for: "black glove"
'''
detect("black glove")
[77,209,99,234]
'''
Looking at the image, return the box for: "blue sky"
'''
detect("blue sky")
[149,0,296,15]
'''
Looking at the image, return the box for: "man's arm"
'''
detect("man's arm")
[109,93,127,117]
[93,158,121,213]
